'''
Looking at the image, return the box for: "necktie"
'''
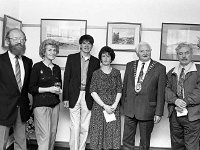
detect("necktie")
[15,56,22,91]
[177,68,185,98]
[138,63,145,83]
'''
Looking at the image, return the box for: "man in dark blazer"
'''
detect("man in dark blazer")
[63,34,100,150]
[121,41,166,150]
[166,43,200,150]
[0,28,32,150]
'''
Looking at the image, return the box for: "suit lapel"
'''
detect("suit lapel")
[142,60,157,85]
[131,60,138,88]
[87,56,94,84]
[76,53,81,83]
[3,52,20,91]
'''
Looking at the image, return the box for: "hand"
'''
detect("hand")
[154,115,162,124]
[175,106,184,113]
[49,86,61,95]
[175,99,187,108]
[103,104,113,114]
[111,103,118,112]
[64,101,69,108]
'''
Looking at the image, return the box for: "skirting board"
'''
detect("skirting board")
[27,139,171,150]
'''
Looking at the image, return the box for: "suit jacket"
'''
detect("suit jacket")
[165,64,200,121]
[121,59,166,120]
[0,51,33,126]
[63,52,100,110]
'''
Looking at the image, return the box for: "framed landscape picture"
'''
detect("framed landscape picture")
[41,19,87,57]
[2,15,22,48]
[106,22,141,51]
[160,23,200,61]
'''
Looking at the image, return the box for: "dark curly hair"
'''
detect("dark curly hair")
[98,46,115,62]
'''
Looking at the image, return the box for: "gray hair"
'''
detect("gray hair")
[175,42,193,52]
[136,41,152,53]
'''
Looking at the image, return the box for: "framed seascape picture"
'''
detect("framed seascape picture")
[41,19,87,57]
[160,23,200,61]
[2,15,22,48]
[106,22,141,51]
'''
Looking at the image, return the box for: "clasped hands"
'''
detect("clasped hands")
[175,98,187,113]
[103,103,117,114]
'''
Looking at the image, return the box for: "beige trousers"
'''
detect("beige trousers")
[0,107,26,150]
[34,104,60,150]
[69,91,91,150]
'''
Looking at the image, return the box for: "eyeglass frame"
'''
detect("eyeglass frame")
[8,37,26,43]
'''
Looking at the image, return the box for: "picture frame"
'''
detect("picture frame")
[41,19,87,57]
[2,15,22,48]
[106,22,141,51]
[160,23,200,61]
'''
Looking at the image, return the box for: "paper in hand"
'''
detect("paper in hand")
[103,110,116,122]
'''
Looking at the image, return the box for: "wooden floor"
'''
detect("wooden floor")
[8,144,171,150]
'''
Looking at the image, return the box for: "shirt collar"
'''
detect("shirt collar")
[172,62,197,74]
[81,53,90,61]
[8,51,22,60]
[138,59,151,67]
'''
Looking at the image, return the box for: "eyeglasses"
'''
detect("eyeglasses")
[9,37,26,43]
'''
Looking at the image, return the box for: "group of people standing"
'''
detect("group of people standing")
[0,28,200,150]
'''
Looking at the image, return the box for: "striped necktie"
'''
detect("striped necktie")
[137,63,145,83]
[177,68,185,98]
[15,55,22,91]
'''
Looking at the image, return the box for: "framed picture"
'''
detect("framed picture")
[106,22,141,51]
[160,23,200,61]
[41,19,87,57]
[2,15,22,48]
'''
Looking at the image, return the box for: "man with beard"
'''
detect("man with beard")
[121,41,166,150]
[0,28,33,150]
[63,34,100,150]
[166,43,200,150]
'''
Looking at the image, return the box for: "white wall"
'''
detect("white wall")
[1,0,200,148]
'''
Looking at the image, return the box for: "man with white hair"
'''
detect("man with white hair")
[166,42,200,150]
[122,41,166,150]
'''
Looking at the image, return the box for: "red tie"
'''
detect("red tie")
[15,56,22,91]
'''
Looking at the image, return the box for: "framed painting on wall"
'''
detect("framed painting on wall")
[160,23,200,61]
[41,19,87,57]
[106,22,141,51]
[2,15,22,48]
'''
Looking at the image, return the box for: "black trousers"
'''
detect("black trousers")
[122,116,154,150]
[169,110,200,150]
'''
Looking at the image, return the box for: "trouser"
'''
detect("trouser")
[169,110,200,150]
[34,104,60,150]
[0,107,26,150]
[122,116,154,150]
[69,91,91,150]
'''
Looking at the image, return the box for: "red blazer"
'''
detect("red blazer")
[0,51,33,126]
[121,60,166,120]
[62,52,100,110]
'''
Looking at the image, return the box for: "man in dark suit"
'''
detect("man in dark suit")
[166,43,200,150]
[121,41,166,150]
[0,28,33,150]
[63,34,100,150]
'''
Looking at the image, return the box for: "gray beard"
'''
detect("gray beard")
[9,44,26,56]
